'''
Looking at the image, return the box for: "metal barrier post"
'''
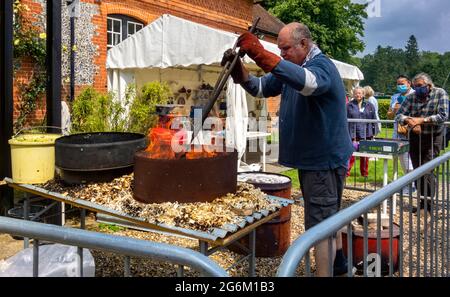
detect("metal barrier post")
[33,239,39,277]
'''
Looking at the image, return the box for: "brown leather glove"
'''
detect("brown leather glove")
[237,32,281,73]
[221,49,249,84]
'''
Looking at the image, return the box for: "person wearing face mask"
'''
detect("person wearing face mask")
[395,73,449,199]
[387,75,415,193]
[221,23,354,277]
[347,87,379,177]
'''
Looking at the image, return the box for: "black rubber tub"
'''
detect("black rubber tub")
[55,132,147,184]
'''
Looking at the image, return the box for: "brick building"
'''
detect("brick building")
[14,0,283,125]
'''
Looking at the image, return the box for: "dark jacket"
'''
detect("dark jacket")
[347,99,379,139]
[241,53,353,170]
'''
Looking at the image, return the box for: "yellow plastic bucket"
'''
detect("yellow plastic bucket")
[8,133,61,184]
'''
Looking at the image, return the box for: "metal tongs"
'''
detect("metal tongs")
[190,17,261,143]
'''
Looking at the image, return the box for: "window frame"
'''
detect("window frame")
[127,21,144,38]
[107,14,145,49]
[107,16,122,49]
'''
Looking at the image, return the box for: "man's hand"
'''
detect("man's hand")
[221,49,249,84]
[405,117,424,128]
[413,125,422,135]
[405,117,424,134]
[237,32,281,73]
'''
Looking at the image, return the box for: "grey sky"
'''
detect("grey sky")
[353,0,450,56]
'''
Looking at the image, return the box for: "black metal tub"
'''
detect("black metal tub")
[55,132,147,184]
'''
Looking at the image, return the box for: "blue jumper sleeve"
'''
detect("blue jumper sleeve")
[271,59,331,96]
[241,73,283,98]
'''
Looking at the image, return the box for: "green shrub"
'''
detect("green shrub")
[71,82,172,134]
[128,82,172,134]
[71,87,126,133]
[377,99,391,120]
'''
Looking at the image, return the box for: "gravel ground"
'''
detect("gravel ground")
[69,188,370,277]
[2,186,448,277]
[85,187,449,277]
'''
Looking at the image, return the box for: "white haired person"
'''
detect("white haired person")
[364,86,381,133]
[347,87,379,177]
[395,73,449,200]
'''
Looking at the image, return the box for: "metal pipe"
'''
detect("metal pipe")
[0,0,14,212]
[436,165,441,277]
[409,182,413,277]
[78,209,86,277]
[70,15,75,102]
[249,230,256,277]
[305,251,311,277]
[376,205,381,272]
[431,168,436,276]
[346,224,353,277]
[389,196,393,277]
[199,241,208,255]
[46,0,62,132]
[399,191,404,277]
[416,177,421,277]
[443,162,447,276]
[80,209,86,229]
[33,239,39,277]
[437,164,442,277]
[0,217,228,277]
[328,237,333,277]
[363,212,368,277]
[424,179,429,276]
[124,256,131,277]
[447,160,450,277]
[24,197,30,249]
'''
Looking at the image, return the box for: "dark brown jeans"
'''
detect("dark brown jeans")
[409,131,443,198]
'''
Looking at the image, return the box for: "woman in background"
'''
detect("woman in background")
[364,86,381,133]
[347,87,379,177]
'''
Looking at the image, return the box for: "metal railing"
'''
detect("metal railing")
[277,151,450,277]
[0,216,229,277]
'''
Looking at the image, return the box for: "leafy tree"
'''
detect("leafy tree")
[405,35,420,76]
[360,44,450,95]
[360,46,408,94]
[261,0,368,63]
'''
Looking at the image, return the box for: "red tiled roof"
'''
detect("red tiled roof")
[253,4,285,37]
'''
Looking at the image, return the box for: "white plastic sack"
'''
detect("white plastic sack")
[61,101,72,135]
[0,244,95,277]
[226,79,248,161]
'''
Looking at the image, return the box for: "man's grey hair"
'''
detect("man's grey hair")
[413,72,435,87]
[289,22,312,44]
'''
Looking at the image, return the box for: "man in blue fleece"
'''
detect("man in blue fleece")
[223,22,354,276]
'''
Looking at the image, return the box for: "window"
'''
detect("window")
[107,14,145,49]
[107,17,122,49]
[127,21,144,38]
